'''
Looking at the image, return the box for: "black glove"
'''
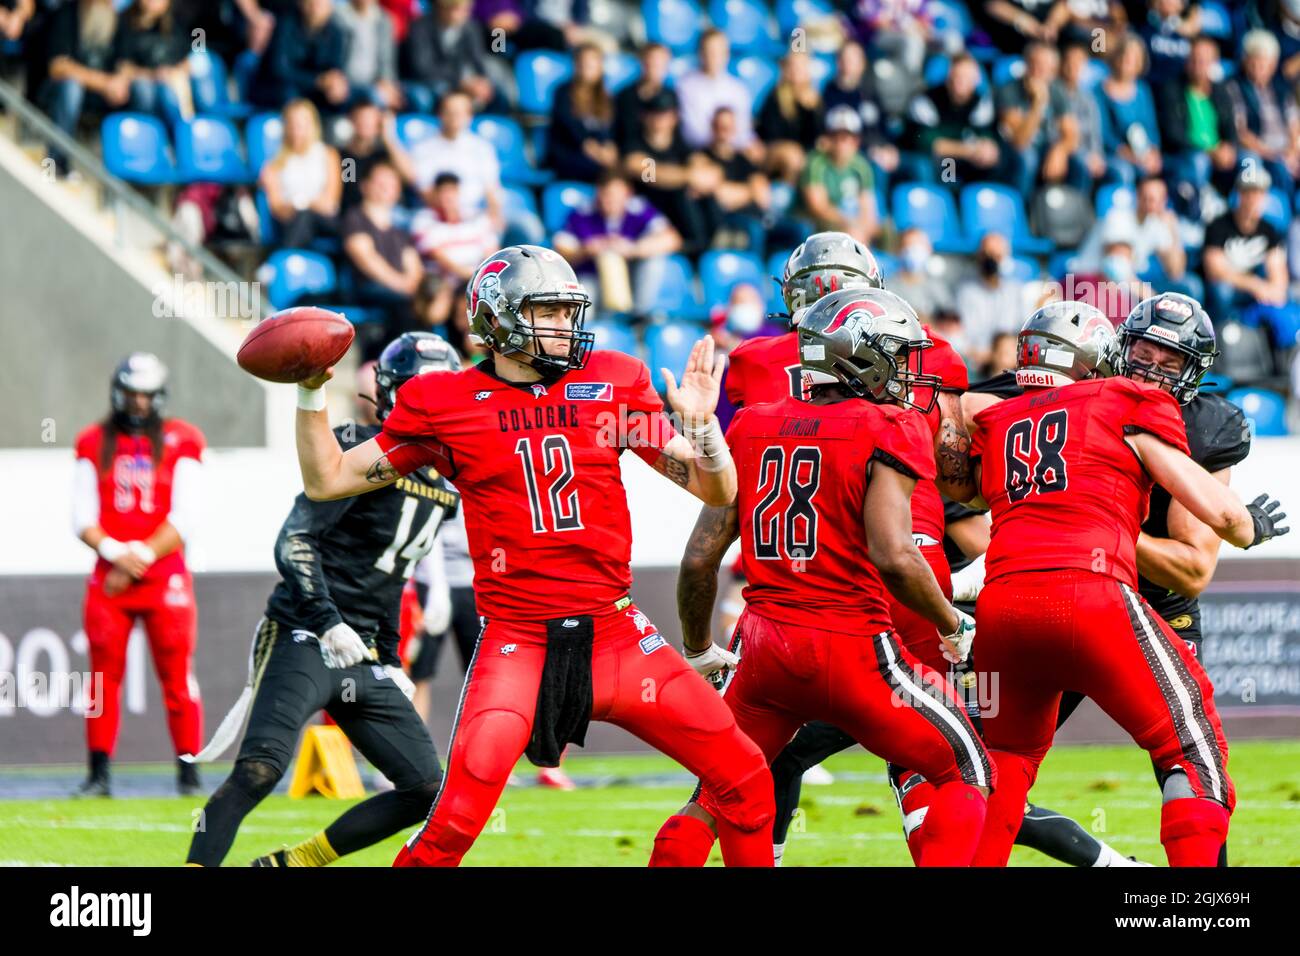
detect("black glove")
[1246,494,1289,548]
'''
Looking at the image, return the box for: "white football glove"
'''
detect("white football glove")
[940,607,976,664]
[684,642,739,679]
[950,553,986,604]
[318,621,374,669]
[385,665,416,701]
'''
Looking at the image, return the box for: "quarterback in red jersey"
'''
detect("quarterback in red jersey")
[656,289,992,867]
[72,354,205,797]
[292,244,775,867]
[967,301,1288,867]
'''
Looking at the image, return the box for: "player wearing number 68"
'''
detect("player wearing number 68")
[185,333,461,868]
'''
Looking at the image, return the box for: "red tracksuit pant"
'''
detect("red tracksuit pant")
[395,602,775,866]
[972,569,1235,866]
[696,607,994,864]
[82,570,202,757]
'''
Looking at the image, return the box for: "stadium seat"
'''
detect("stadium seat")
[644,0,703,54]
[1006,256,1039,282]
[961,182,1054,255]
[709,0,780,57]
[516,50,574,115]
[667,55,698,87]
[232,50,260,104]
[651,253,706,319]
[645,320,703,385]
[1200,1,1232,38]
[991,55,1024,87]
[101,113,179,185]
[1227,387,1288,437]
[175,116,252,184]
[1047,251,1081,280]
[472,115,550,185]
[1080,57,1107,90]
[395,113,440,151]
[776,0,833,36]
[246,111,283,173]
[891,183,973,254]
[732,56,780,108]
[700,250,766,309]
[258,250,337,310]
[1032,184,1094,249]
[542,181,596,233]
[873,250,899,281]
[604,51,641,93]
[1096,183,1136,218]
[1216,321,1275,386]
[502,184,541,223]
[587,320,641,356]
[188,51,251,120]
[871,56,921,116]
[928,0,972,39]
[809,54,835,92]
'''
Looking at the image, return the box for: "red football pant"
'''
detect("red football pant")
[395,604,774,867]
[972,570,1234,867]
[695,608,993,866]
[82,571,202,757]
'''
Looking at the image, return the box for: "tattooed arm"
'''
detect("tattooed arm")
[296,370,400,500]
[650,432,737,506]
[932,391,975,502]
[677,503,741,654]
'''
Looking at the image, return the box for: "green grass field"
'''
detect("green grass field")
[3,741,1298,866]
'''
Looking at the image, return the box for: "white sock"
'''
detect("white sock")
[773,842,785,867]
[1094,842,1146,867]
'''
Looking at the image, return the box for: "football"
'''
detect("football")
[237,307,355,384]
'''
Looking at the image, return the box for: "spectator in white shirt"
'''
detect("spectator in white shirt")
[676,29,757,152]
[410,172,502,285]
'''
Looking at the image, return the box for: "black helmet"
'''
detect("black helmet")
[797,287,939,412]
[467,244,594,375]
[110,352,168,431]
[374,333,461,422]
[1105,293,1218,404]
[781,232,884,315]
[1015,300,1115,389]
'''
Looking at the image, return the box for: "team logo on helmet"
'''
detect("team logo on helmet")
[469,258,510,315]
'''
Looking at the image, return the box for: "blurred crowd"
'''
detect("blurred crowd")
[1,0,1298,413]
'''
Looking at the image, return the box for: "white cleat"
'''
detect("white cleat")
[801,763,835,786]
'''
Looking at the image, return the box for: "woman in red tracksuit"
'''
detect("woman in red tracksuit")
[72,353,205,797]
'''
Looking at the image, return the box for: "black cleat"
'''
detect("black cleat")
[250,848,289,867]
[177,758,202,797]
[72,775,112,798]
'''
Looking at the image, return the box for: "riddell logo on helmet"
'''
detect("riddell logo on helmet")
[1146,325,1180,343]
[1016,369,1058,387]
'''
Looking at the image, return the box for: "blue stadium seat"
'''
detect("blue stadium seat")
[258,250,337,310]
[874,250,899,281]
[1080,57,1107,90]
[1007,256,1039,282]
[645,320,703,386]
[542,181,596,233]
[651,253,706,319]
[668,55,699,87]
[1047,251,1080,279]
[992,55,1024,88]
[605,51,641,93]
[1096,183,1136,218]
[1227,388,1288,437]
[246,112,283,173]
[776,0,833,36]
[700,250,766,308]
[232,50,260,105]
[101,113,179,185]
[961,183,1053,255]
[516,50,574,115]
[1198,371,1233,395]
[188,51,251,120]
[928,0,972,38]
[766,250,791,313]
[472,115,550,185]
[732,56,780,108]
[710,0,780,57]
[1199,1,1231,38]
[809,54,835,92]
[395,113,440,151]
[587,320,641,356]
[502,184,541,223]
[175,116,252,183]
[644,0,703,54]
[891,183,974,254]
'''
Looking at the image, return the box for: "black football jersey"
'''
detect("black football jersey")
[1138,394,1250,636]
[263,425,460,665]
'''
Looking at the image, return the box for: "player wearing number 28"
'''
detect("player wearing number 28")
[293,245,776,867]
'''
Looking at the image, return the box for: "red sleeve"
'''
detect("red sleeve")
[74,425,99,462]
[624,358,679,466]
[173,421,206,461]
[376,374,452,475]
[923,331,969,392]
[724,346,750,407]
[872,407,938,482]
[1118,381,1190,454]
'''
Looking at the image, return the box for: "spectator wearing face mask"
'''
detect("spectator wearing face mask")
[1069,235,1151,326]
[956,231,1026,369]
[891,227,954,324]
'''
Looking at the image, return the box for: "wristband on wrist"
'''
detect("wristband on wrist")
[297,384,327,412]
[128,541,157,565]
[97,537,127,562]
[683,417,732,474]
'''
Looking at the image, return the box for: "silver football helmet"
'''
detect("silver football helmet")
[1016,300,1115,389]
[780,232,884,316]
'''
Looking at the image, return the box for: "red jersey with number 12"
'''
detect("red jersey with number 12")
[972,376,1189,588]
[727,395,937,634]
[376,351,677,623]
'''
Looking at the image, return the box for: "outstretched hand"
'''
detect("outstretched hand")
[299,366,336,390]
[662,336,725,429]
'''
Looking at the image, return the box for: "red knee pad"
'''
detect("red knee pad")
[1160,798,1229,867]
[649,813,716,867]
[710,764,775,833]
[460,709,531,787]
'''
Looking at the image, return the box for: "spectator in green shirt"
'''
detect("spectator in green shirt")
[1157,36,1238,211]
[799,106,879,244]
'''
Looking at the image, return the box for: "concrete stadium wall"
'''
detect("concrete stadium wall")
[0,150,266,449]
